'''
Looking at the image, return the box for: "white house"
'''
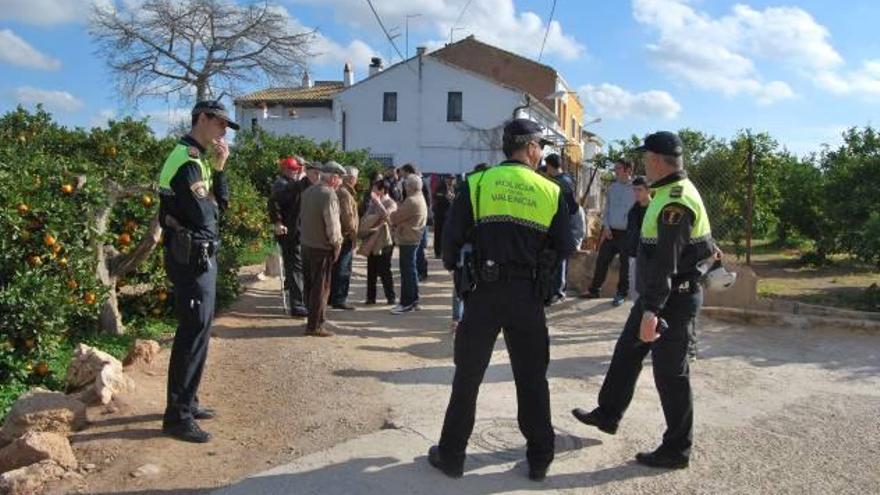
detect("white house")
[234,39,584,175]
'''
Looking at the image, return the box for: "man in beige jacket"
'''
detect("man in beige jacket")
[299,162,345,336]
[390,174,428,314]
[330,165,360,310]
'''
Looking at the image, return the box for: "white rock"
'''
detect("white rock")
[130,463,161,478]
[66,344,123,391]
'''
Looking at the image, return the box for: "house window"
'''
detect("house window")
[571,117,577,138]
[447,91,462,122]
[383,92,397,122]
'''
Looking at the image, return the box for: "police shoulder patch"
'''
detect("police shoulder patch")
[662,205,686,225]
[187,146,201,159]
[670,186,684,198]
[190,180,209,199]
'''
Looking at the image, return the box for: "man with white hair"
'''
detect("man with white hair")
[330,166,360,310]
[390,174,428,314]
[299,162,345,336]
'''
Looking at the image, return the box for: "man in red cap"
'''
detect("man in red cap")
[268,156,309,317]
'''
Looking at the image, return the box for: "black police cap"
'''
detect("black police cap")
[635,131,683,157]
[192,100,240,130]
[504,118,553,146]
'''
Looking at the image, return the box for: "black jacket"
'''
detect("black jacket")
[159,135,229,243]
[625,203,648,258]
[441,161,573,272]
[268,175,310,238]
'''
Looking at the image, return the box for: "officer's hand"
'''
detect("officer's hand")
[274,223,288,236]
[212,137,229,170]
[639,312,659,343]
[603,227,613,241]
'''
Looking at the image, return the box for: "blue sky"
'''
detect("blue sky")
[1,0,878,155]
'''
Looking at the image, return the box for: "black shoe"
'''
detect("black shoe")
[612,294,626,307]
[635,449,689,469]
[162,420,212,443]
[290,307,308,318]
[331,303,356,310]
[193,407,216,420]
[571,407,618,435]
[579,290,601,299]
[427,445,463,478]
[528,464,549,481]
[364,300,376,305]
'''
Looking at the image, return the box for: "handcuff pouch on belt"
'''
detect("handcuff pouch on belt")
[535,248,558,301]
[164,215,193,266]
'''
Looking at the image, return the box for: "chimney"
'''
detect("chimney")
[302,70,313,88]
[416,46,426,57]
[343,62,354,87]
[368,57,384,77]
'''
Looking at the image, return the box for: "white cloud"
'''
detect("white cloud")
[290,0,585,62]
[11,86,83,112]
[89,108,117,128]
[0,29,61,70]
[0,0,110,25]
[579,83,681,120]
[632,0,831,104]
[816,60,880,97]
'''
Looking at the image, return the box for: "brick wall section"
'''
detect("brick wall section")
[431,37,557,111]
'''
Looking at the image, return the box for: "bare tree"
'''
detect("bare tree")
[90,0,316,103]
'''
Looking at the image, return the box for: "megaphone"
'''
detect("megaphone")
[698,258,737,292]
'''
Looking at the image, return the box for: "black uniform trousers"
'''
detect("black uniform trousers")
[433,214,446,258]
[163,249,217,425]
[277,233,306,313]
[439,278,555,468]
[596,289,702,458]
[589,229,630,296]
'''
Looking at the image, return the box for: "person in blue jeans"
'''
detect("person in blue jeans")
[399,164,432,281]
[390,175,428,314]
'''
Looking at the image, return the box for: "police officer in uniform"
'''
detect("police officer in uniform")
[571,131,716,469]
[268,156,309,317]
[428,119,574,481]
[159,100,238,443]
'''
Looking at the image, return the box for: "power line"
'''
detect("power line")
[365,0,406,62]
[537,0,558,62]
[453,0,475,31]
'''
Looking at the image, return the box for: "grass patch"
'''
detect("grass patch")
[238,239,275,267]
[1,317,175,421]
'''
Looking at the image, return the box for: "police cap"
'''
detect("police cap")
[503,118,553,147]
[635,131,683,157]
[192,100,240,130]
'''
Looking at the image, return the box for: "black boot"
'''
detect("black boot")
[635,448,689,469]
[162,420,212,443]
[571,407,618,434]
[427,445,463,478]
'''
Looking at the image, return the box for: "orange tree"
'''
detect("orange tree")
[0,107,265,396]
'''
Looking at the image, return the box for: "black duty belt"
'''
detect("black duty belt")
[671,278,700,294]
[479,262,536,282]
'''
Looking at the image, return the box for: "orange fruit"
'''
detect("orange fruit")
[142,194,153,207]
[67,279,78,290]
[27,255,42,267]
[17,203,29,215]
[60,184,74,194]
[58,257,68,267]
[44,234,56,247]
[24,339,35,349]
[108,146,118,158]
[52,244,62,254]
[118,233,131,246]
[34,362,49,376]
[83,292,97,305]
[157,291,168,302]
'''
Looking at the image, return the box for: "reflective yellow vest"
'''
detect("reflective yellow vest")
[468,163,560,232]
[641,177,712,244]
[158,144,211,194]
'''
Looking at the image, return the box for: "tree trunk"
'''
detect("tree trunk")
[196,81,208,102]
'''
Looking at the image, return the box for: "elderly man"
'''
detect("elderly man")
[268,156,309,318]
[400,164,432,281]
[299,162,345,336]
[330,166,360,310]
[390,174,428,314]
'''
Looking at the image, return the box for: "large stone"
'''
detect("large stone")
[123,339,161,367]
[0,460,84,495]
[565,250,622,296]
[0,431,77,474]
[0,389,86,444]
[95,364,135,405]
[66,343,123,391]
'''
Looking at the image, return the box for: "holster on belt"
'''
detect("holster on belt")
[164,215,192,265]
[535,249,558,301]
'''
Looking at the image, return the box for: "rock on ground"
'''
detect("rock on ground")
[0,389,87,444]
[123,339,161,367]
[66,344,123,391]
[0,431,77,474]
[0,460,85,495]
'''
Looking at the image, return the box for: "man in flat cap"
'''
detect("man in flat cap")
[158,100,239,443]
[572,131,719,470]
[269,156,309,317]
[299,161,345,336]
[428,118,573,481]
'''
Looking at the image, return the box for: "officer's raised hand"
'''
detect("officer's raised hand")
[212,136,229,170]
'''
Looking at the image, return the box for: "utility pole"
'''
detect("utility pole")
[405,14,421,58]
[746,129,755,266]
[449,26,465,44]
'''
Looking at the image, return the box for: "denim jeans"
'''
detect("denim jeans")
[329,239,354,305]
[416,228,429,278]
[399,244,419,307]
[552,258,568,298]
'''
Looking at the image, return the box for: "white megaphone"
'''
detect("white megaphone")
[697,257,737,292]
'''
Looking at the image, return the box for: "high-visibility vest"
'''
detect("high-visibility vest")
[641,177,712,244]
[158,143,211,194]
[468,163,560,232]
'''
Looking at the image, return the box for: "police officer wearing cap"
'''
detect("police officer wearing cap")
[571,131,717,469]
[268,156,309,317]
[428,118,574,481]
[158,100,239,443]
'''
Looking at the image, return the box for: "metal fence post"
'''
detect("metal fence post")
[746,130,754,266]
